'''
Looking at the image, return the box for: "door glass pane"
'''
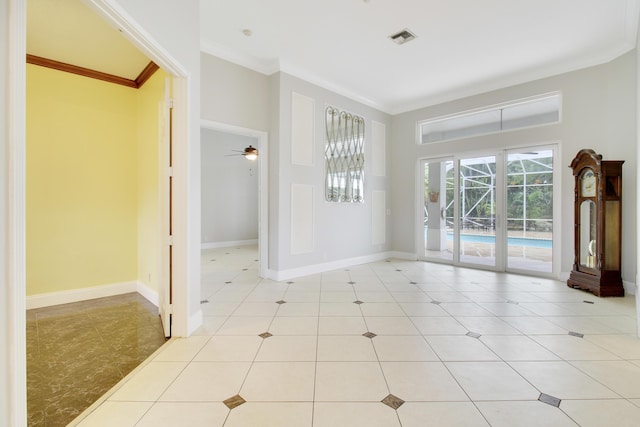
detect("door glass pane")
[506,150,553,273]
[458,156,496,267]
[423,160,454,262]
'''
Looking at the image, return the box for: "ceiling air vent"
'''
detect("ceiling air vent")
[389,29,416,45]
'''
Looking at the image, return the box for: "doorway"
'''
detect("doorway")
[419,145,558,276]
[200,120,269,279]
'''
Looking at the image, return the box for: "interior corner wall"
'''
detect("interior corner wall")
[136,69,169,295]
[26,64,139,296]
[391,50,637,284]
[200,128,259,245]
[273,72,392,273]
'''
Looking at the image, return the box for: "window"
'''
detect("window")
[419,93,560,144]
[325,106,365,202]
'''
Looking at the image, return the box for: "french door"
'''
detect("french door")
[420,146,556,275]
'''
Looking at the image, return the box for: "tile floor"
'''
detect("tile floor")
[72,246,640,426]
[27,293,166,426]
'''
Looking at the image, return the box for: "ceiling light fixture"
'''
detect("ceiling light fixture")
[389,29,416,45]
[243,145,258,160]
[242,29,253,37]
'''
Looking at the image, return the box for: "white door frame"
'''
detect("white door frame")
[6,0,192,422]
[200,119,270,279]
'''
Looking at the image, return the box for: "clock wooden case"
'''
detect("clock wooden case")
[567,149,624,297]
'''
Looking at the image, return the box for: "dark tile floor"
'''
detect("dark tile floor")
[27,293,167,427]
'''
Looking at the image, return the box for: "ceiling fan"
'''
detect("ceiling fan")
[226,145,258,160]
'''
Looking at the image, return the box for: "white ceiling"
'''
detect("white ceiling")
[200,0,640,114]
[27,1,639,115]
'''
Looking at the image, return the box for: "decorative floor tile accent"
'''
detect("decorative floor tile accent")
[348,281,356,285]
[362,332,377,339]
[568,331,584,338]
[225,281,232,284]
[409,281,417,285]
[210,259,216,261]
[354,300,364,305]
[287,281,295,284]
[395,269,402,272]
[200,300,209,304]
[223,394,246,409]
[583,300,595,304]
[275,300,287,305]
[381,394,405,410]
[507,300,520,305]
[538,393,561,407]
[431,300,442,305]
[242,268,248,271]
[259,332,273,339]
[466,332,482,339]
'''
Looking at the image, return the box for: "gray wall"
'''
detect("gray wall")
[201,129,259,244]
[391,51,637,283]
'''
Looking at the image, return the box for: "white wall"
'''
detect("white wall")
[271,72,393,274]
[201,129,259,245]
[106,0,202,335]
[391,51,637,284]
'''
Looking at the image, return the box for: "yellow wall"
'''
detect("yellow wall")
[26,64,166,297]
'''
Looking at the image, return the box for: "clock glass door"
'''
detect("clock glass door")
[579,199,596,268]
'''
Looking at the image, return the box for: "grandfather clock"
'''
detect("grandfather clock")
[567,149,624,297]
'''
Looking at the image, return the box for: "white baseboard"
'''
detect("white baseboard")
[26,280,160,310]
[388,251,418,261]
[271,252,396,282]
[187,309,203,337]
[201,239,258,250]
[136,281,160,307]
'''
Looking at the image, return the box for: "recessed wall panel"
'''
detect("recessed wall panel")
[372,190,386,245]
[291,92,315,166]
[372,120,386,177]
[290,184,314,254]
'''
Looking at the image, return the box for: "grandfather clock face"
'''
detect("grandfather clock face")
[581,169,596,197]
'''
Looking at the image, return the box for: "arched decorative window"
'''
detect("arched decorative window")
[325,106,365,203]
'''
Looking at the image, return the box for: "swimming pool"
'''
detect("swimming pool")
[449,233,552,248]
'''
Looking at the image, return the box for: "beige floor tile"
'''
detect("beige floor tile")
[399,302,450,316]
[135,402,228,427]
[391,292,432,302]
[480,336,560,361]
[445,361,540,401]
[587,316,638,334]
[560,399,640,427]
[192,336,262,362]
[476,401,578,427]
[411,316,468,335]
[192,316,228,335]
[233,301,280,316]
[455,316,522,335]
[200,301,240,316]
[517,302,577,316]
[531,335,621,360]
[571,360,640,398]
[318,316,367,335]
[215,316,274,335]
[315,362,389,401]
[319,302,363,316]
[373,336,439,361]
[509,361,619,399]
[224,402,313,427]
[583,334,640,359]
[317,336,378,361]
[459,292,508,303]
[109,361,187,401]
[254,335,317,361]
[398,402,489,427]
[441,303,494,316]
[76,401,153,427]
[268,316,318,335]
[152,336,210,362]
[381,361,469,402]
[355,291,396,302]
[283,291,320,302]
[544,316,619,334]
[274,302,319,316]
[360,302,406,316]
[425,291,472,302]
[313,402,401,427]
[364,316,420,335]
[240,362,316,401]
[159,362,250,401]
[499,316,568,335]
[477,302,536,316]
[425,335,500,361]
